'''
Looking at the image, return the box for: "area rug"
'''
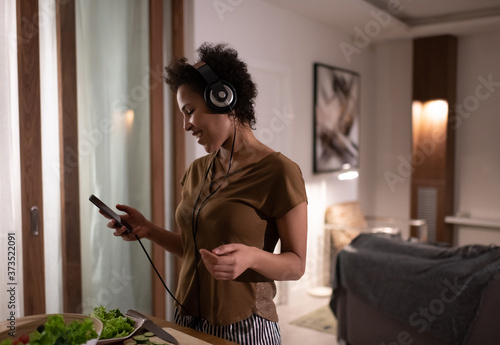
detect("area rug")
[290,305,337,335]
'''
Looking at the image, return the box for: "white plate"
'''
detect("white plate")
[0,313,103,345]
[96,315,144,344]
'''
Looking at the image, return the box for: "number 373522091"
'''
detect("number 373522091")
[7,234,16,281]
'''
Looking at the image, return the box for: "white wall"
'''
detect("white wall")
[184,0,377,293]
[453,31,500,245]
[367,32,500,245]
[361,39,413,222]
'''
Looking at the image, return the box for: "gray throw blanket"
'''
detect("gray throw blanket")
[331,233,500,345]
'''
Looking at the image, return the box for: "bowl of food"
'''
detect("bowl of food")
[90,306,143,344]
[0,313,103,345]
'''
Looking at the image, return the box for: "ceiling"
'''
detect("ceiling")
[263,0,500,41]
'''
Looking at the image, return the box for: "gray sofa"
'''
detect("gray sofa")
[330,233,500,345]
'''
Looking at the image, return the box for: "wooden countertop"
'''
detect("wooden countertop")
[144,315,238,345]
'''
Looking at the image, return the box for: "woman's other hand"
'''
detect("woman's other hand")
[199,244,256,280]
[201,201,307,282]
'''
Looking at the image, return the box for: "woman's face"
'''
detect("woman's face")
[177,84,233,153]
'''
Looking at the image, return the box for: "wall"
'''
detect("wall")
[453,31,500,245]
[360,39,413,223]
[368,31,500,245]
[183,0,377,293]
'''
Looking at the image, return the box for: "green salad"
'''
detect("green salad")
[90,306,135,340]
[0,314,98,345]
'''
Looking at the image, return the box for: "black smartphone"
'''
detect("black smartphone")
[89,194,133,234]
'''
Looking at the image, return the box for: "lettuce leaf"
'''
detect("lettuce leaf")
[90,306,134,340]
[0,315,98,345]
[29,315,98,345]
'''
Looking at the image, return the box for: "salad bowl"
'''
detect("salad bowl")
[0,313,103,345]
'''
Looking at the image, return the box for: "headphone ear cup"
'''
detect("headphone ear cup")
[204,81,237,113]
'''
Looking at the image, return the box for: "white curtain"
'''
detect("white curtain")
[39,0,63,314]
[76,0,152,315]
[0,0,23,320]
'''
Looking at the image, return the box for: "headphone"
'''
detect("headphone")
[192,61,237,113]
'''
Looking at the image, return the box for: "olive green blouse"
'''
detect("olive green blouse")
[174,151,307,326]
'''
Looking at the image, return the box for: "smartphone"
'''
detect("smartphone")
[89,194,133,234]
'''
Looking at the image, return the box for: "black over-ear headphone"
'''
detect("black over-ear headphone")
[192,61,237,113]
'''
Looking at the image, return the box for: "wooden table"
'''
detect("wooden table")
[146,315,238,345]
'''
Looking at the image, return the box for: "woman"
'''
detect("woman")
[106,43,307,345]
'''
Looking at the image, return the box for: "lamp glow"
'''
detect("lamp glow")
[338,170,359,180]
[412,99,448,124]
[125,109,134,129]
[426,100,448,123]
[412,99,449,146]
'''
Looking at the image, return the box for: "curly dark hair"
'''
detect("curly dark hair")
[165,43,257,128]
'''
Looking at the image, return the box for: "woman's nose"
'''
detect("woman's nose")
[183,115,192,131]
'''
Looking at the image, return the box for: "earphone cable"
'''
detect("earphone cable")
[133,233,194,316]
[190,113,237,326]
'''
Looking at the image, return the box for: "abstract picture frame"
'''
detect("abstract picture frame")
[313,63,360,173]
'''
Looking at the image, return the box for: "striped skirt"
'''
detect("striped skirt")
[174,308,281,345]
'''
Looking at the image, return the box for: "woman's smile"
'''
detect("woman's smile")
[192,130,203,142]
[177,84,233,152]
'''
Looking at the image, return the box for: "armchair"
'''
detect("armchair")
[322,201,427,287]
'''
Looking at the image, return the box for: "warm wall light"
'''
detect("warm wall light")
[412,99,449,146]
[338,170,359,181]
[412,99,448,124]
[426,100,448,123]
[412,101,423,121]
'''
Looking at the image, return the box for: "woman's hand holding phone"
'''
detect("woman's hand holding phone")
[106,204,149,241]
[90,195,149,241]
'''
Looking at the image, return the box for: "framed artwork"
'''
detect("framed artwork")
[313,63,360,173]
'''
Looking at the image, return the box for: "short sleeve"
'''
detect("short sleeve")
[262,155,307,219]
